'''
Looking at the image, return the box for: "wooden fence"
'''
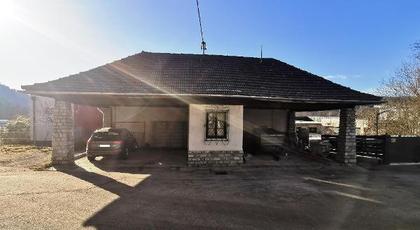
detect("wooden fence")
[322,135,388,163]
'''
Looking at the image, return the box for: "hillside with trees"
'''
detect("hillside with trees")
[0,84,30,119]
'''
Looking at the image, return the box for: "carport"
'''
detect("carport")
[22,52,382,167]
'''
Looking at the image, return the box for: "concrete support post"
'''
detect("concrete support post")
[52,100,74,164]
[337,107,357,164]
[287,110,297,145]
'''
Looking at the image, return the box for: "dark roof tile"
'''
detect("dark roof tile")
[22,51,381,103]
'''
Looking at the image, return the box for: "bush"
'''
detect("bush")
[5,116,30,132]
[1,116,31,144]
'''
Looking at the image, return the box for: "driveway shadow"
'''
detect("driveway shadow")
[53,154,420,230]
[54,164,137,199]
[56,162,318,230]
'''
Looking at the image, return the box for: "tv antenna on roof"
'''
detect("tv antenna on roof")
[195,0,207,54]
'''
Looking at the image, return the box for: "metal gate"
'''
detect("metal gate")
[321,135,420,164]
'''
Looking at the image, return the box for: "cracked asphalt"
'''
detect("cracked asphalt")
[1,157,420,230]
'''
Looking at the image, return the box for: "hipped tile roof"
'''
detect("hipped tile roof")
[22,51,382,103]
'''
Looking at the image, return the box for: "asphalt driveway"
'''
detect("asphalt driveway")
[0,156,420,230]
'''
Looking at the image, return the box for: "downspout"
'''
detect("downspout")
[96,108,105,128]
[110,107,114,128]
[287,110,297,146]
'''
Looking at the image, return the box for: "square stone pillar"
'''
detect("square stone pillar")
[52,100,75,164]
[287,110,297,145]
[337,107,357,164]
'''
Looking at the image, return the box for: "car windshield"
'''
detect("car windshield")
[92,131,121,141]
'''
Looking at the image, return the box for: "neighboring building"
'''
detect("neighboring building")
[295,115,369,148]
[309,116,368,135]
[296,116,368,135]
[22,52,382,166]
[295,116,323,134]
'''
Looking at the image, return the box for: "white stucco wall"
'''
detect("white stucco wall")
[188,104,243,152]
[113,106,188,146]
[31,95,54,142]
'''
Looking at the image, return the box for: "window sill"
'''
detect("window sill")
[205,138,229,142]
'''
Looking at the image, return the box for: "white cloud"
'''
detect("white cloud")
[325,74,348,80]
[324,74,362,81]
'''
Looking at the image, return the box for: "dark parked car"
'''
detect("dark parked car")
[86,127,138,161]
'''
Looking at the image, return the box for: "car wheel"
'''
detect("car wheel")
[88,156,95,161]
[121,147,129,160]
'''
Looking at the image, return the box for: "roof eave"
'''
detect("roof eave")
[22,90,383,105]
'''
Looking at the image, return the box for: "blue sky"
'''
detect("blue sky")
[0,0,419,94]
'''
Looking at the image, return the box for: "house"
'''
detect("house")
[21,52,382,166]
[296,116,368,135]
[310,116,368,135]
[295,116,324,134]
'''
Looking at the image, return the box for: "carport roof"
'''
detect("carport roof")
[22,51,382,105]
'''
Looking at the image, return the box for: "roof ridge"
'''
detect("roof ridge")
[139,50,275,60]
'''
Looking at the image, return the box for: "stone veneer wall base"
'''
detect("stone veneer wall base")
[188,151,244,167]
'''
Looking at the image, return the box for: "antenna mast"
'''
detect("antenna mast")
[196,0,207,54]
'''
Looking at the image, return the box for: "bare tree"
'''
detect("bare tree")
[356,106,377,135]
[382,43,420,97]
[375,42,420,135]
